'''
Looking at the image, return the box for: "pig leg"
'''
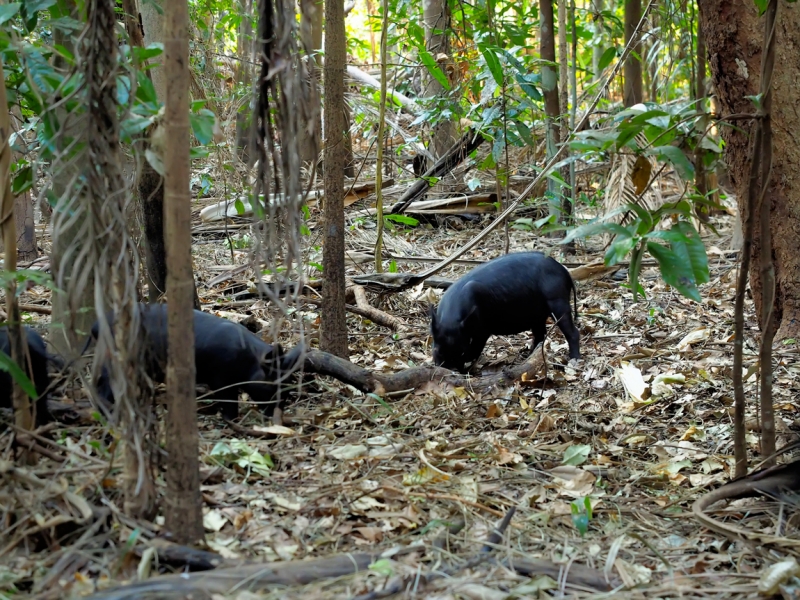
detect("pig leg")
[213,387,241,421]
[549,298,581,359]
[530,322,547,354]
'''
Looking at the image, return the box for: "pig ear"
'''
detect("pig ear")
[459,304,479,327]
[429,303,438,330]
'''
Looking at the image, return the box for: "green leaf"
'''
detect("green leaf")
[562,444,591,466]
[385,214,419,227]
[672,221,710,284]
[479,44,504,86]
[605,234,636,265]
[515,120,535,147]
[418,49,450,91]
[0,351,38,400]
[648,145,695,180]
[190,109,216,145]
[0,4,22,25]
[597,46,617,71]
[753,0,768,14]
[647,242,701,301]
[629,242,645,302]
[23,0,56,12]
[12,165,33,195]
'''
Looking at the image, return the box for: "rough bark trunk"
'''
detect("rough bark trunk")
[591,0,604,82]
[623,0,643,106]
[14,191,36,262]
[539,0,561,223]
[698,0,800,340]
[235,0,254,164]
[163,0,202,544]
[0,58,33,446]
[49,0,95,356]
[422,0,457,160]
[299,0,322,170]
[321,0,349,358]
[138,0,201,309]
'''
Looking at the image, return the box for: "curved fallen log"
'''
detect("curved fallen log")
[82,553,377,600]
[302,346,546,397]
[692,458,800,547]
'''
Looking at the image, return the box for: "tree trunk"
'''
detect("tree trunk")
[162,0,202,544]
[14,191,36,262]
[49,0,95,356]
[539,0,561,223]
[321,0,349,358]
[139,1,170,303]
[235,0,254,164]
[422,0,457,160]
[623,0,643,106]
[138,0,201,309]
[299,0,322,170]
[697,0,800,340]
[0,58,33,448]
[591,0,604,82]
[693,10,708,220]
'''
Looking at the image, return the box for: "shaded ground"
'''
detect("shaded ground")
[1,188,799,599]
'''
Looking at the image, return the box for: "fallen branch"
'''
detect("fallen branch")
[303,345,546,397]
[350,259,620,294]
[348,285,408,331]
[389,130,488,215]
[502,557,619,592]
[346,65,420,116]
[692,457,800,548]
[352,508,516,600]
[82,553,377,600]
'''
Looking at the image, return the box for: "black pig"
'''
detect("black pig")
[90,303,303,422]
[430,252,580,372]
[0,326,57,426]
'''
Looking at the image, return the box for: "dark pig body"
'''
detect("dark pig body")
[430,252,580,372]
[92,303,302,420]
[0,326,55,426]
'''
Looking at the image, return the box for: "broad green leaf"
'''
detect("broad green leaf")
[605,234,637,265]
[647,242,701,301]
[753,0,768,14]
[12,165,33,195]
[598,46,617,71]
[23,0,56,12]
[672,221,710,284]
[479,44,504,86]
[648,145,695,180]
[0,351,38,400]
[0,4,22,26]
[629,242,645,301]
[385,214,419,226]
[562,444,591,466]
[189,109,216,145]
[515,120,535,147]
[419,49,450,91]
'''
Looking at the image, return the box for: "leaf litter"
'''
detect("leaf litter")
[1,183,799,599]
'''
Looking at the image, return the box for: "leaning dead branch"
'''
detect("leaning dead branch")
[303,345,546,396]
[389,130,488,215]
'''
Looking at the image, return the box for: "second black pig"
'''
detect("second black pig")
[430,252,580,372]
[89,303,303,422]
[0,326,58,426]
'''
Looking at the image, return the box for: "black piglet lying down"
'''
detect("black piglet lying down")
[90,304,304,423]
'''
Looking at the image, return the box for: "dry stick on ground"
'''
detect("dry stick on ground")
[347,285,408,331]
[351,508,517,600]
[303,344,545,396]
[82,553,377,600]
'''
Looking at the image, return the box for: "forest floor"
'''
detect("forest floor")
[2,173,800,599]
